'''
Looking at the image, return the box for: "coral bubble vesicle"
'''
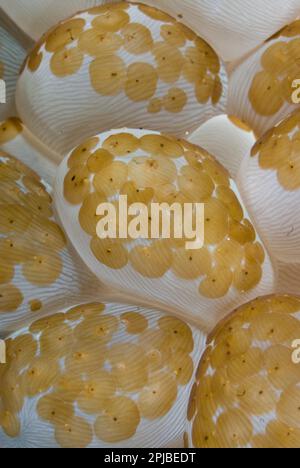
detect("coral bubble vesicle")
[237,110,300,263]
[185,295,300,449]
[0,302,205,448]
[0,1,120,41]
[0,117,58,184]
[0,150,100,334]
[16,2,227,155]
[55,128,275,331]
[2,0,300,451]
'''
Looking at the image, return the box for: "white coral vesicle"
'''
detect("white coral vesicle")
[54,127,275,332]
[16,2,227,155]
[237,110,300,263]
[0,0,299,451]
[0,150,103,335]
[229,19,300,137]
[0,0,120,41]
